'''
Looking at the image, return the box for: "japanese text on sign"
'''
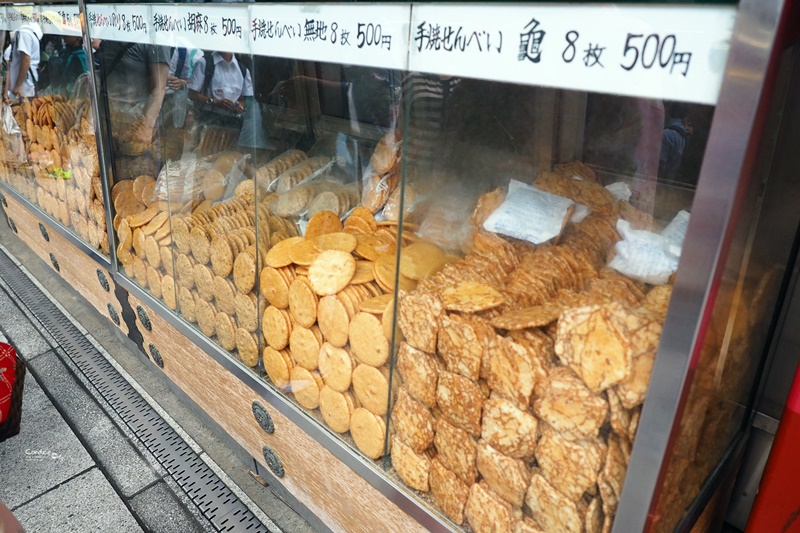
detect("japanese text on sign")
[252,17,392,51]
[153,12,217,35]
[88,11,148,35]
[409,4,736,105]
[414,22,502,54]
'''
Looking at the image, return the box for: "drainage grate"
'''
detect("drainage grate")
[0,249,272,533]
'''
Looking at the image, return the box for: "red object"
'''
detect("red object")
[0,343,18,424]
[746,363,800,532]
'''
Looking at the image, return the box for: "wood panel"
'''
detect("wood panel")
[130,294,427,533]
[3,195,128,335]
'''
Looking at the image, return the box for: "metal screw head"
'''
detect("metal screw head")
[96,269,110,292]
[137,305,152,331]
[0,191,6,207]
[8,218,17,233]
[39,222,49,241]
[49,253,59,272]
[107,304,120,326]
[262,446,284,478]
[148,343,164,368]
[252,402,275,434]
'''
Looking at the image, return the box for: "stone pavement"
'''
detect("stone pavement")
[0,230,315,533]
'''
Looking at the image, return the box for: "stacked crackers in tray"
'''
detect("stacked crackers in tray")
[385,167,672,532]
[0,96,108,254]
[259,207,422,458]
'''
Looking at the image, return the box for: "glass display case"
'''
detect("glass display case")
[0,4,109,257]
[2,0,796,531]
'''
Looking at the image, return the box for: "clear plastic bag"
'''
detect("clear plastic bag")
[2,103,27,164]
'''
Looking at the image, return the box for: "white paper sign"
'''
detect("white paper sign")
[39,6,82,37]
[151,5,250,54]
[409,4,736,105]
[5,5,37,31]
[0,7,9,31]
[248,4,410,70]
[609,219,679,285]
[484,180,574,244]
[86,4,151,45]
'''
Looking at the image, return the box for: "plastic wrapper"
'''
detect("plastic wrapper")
[2,104,27,164]
[153,155,216,204]
[361,166,400,213]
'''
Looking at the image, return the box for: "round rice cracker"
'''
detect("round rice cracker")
[260,266,290,309]
[349,312,390,367]
[305,210,342,239]
[236,328,259,367]
[308,250,356,296]
[359,294,394,315]
[194,264,215,302]
[350,261,375,285]
[215,312,237,351]
[318,342,354,393]
[263,305,292,350]
[289,277,318,328]
[352,364,391,416]
[317,295,350,348]
[265,236,304,268]
[319,386,355,434]
[290,367,324,409]
[313,232,358,253]
[178,286,197,323]
[161,275,177,310]
[399,241,446,281]
[290,325,322,370]
[196,299,217,337]
[233,250,257,294]
[350,408,387,459]
[263,346,293,390]
[348,206,378,231]
[289,239,321,266]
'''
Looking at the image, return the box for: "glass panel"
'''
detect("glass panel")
[391,73,713,529]
[0,7,108,256]
[651,41,800,533]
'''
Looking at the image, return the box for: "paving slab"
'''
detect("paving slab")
[0,371,95,509]
[12,467,143,533]
[28,351,161,497]
[129,481,207,533]
[0,285,54,360]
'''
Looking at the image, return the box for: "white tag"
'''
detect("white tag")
[249,4,410,69]
[605,182,632,202]
[483,180,574,245]
[86,5,151,45]
[5,5,36,31]
[609,219,679,285]
[151,5,250,54]
[39,6,81,36]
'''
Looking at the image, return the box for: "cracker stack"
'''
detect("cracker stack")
[260,207,418,458]
[114,167,301,369]
[0,96,107,253]
[391,183,670,532]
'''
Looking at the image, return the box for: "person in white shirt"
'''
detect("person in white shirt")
[188,51,253,117]
[6,23,42,100]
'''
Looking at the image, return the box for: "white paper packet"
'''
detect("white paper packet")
[609,219,681,285]
[483,180,575,245]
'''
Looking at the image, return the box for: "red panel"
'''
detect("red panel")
[746,363,800,533]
